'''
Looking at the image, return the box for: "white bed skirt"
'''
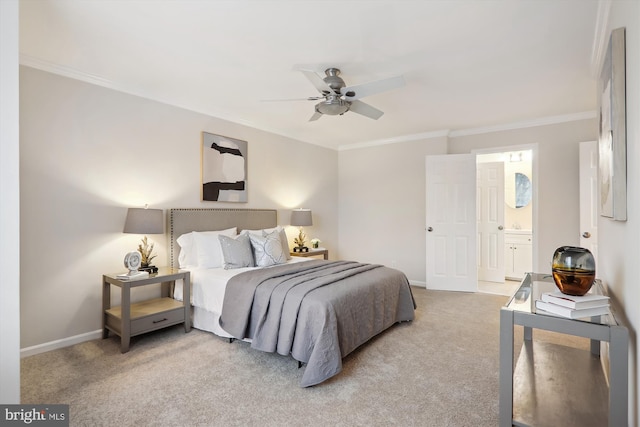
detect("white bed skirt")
[192,306,234,338]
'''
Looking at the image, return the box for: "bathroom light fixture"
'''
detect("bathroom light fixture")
[509,152,523,162]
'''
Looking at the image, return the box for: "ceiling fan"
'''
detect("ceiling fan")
[279,68,405,121]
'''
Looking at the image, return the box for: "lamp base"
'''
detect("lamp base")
[139,265,158,274]
[293,247,309,253]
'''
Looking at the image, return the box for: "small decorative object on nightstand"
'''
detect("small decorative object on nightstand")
[116,251,149,280]
[310,238,321,249]
[103,267,190,353]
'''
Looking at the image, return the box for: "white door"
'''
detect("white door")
[426,154,477,292]
[477,162,505,282]
[579,141,598,264]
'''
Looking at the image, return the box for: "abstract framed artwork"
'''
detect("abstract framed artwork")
[598,27,626,221]
[201,132,248,202]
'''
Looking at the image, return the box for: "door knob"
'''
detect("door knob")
[427,227,433,232]
[582,232,591,238]
[498,225,504,230]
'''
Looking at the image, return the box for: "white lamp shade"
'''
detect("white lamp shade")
[290,209,312,227]
[123,208,164,234]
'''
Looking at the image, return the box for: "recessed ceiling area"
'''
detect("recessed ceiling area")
[19,0,602,150]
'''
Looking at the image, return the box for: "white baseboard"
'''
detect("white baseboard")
[21,329,102,358]
[409,280,426,288]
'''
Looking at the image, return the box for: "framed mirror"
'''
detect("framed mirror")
[506,172,532,209]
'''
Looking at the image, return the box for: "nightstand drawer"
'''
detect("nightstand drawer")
[131,307,184,335]
[105,297,185,336]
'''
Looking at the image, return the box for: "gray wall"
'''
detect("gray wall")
[599,2,639,424]
[19,66,338,348]
[338,137,448,282]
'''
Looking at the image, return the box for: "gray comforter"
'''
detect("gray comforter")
[219,260,416,387]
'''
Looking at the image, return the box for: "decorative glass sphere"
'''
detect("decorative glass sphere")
[551,246,596,296]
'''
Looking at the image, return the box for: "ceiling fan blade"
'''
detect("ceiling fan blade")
[261,96,324,102]
[309,111,323,121]
[341,75,405,100]
[349,100,384,120]
[301,70,335,95]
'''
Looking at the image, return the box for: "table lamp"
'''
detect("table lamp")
[291,209,312,253]
[123,205,163,273]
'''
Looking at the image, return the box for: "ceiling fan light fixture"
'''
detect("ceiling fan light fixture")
[323,68,346,93]
[297,67,404,120]
[315,96,350,116]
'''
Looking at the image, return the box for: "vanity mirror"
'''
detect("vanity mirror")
[506,172,532,209]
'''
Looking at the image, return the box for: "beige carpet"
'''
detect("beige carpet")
[21,287,587,426]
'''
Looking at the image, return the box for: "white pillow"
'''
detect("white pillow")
[176,232,197,268]
[249,229,287,267]
[181,228,236,269]
[241,226,279,235]
[241,226,291,260]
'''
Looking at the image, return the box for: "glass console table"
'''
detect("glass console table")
[499,273,628,426]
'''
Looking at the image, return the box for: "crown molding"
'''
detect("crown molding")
[447,111,597,138]
[20,54,114,87]
[590,0,612,77]
[338,130,450,151]
[339,111,597,150]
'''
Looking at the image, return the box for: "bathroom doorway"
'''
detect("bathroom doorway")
[477,149,534,287]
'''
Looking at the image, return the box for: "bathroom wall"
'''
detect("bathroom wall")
[504,154,533,230]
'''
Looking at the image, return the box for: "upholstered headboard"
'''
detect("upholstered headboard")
[168,208,278,268]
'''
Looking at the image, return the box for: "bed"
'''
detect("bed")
[169,208,416,387]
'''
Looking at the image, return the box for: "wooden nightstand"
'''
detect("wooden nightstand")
[102,267,190,353]
[290,247,328,260]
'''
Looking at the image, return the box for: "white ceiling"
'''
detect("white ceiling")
[19,0,603,150]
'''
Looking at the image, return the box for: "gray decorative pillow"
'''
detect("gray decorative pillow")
[249,229,286,267]
[240,226,291,260]
[218,233,255,269]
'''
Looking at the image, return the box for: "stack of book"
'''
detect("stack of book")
[535,291,610,319]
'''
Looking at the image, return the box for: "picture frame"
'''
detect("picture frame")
[598,27,626,221]
[201,132,248,202]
